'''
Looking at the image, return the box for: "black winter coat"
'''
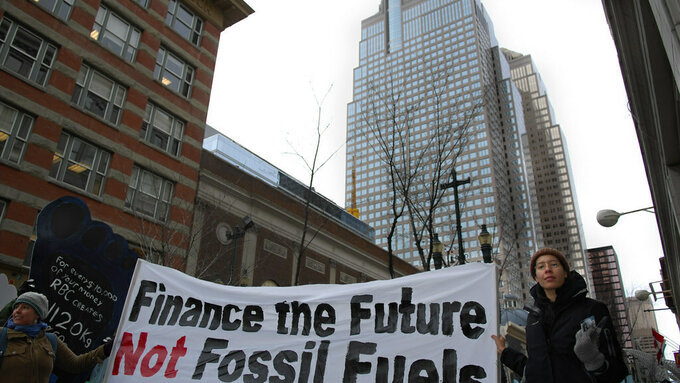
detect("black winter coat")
[500,271,628,383]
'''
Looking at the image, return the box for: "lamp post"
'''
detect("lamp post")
[440,169,470,265]
[478,224,492,263]
[227,216,254,285]
[432,233,444,270]
[596,207,654,227]
[635,282,673,312]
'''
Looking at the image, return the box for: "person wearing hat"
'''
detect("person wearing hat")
[1,292,112,383]
[491,248,629,382]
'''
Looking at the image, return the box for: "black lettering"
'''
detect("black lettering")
[243,305,263,332]
[314,304,335,337]
[460,365,486,383]
[343,341,376,383]
[399,287,415,334]
[393,355,406,382]
[271,350,297,383]
[149,283,166,324]
[244,351,271,383]
[298,341,315,383]
[441,302,461,336]
[408,359,438,382]
[460,301,486,339]
[192,338,229,379]
[276,302,290,334]
[180,298,202,327]
[375,355,405,383]
[376,357,389,383]
[129,280,156,322]
[201,303,222,330]
[375,302,398,333]
[416,303,440,335]
[290,302,312,336]
[350,295,372,335]
[222,304,242,331]
[217,350,245,382]
[314,341,330,382]
[159,295,184,325]
[442,349,457,383]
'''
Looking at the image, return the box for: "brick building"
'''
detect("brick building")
[0,0,253,279]
[189,130,417,286]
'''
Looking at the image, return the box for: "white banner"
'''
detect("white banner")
[104,259,498,382]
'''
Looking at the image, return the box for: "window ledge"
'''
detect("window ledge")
[123,206,168,225]
[70,106,122,131]
[46,178,105,202]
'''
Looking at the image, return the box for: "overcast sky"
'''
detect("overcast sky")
[206,0,679,348]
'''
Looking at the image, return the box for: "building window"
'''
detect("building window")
[154,47,193,98]
[32,0,74,21]
[140,102,184,156]
[71,64,126,124]
[49,132,111,196]
[91,5,141,63]
[165,0,203,46]
[0,17,58,87]
[0,101,34,164]
[125,166,173,221]
[133,0,149,8]
[0,199,6,225]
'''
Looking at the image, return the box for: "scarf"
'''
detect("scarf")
[6,317,48,338]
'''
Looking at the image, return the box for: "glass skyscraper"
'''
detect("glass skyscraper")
[346,0,588,306]
[503,48,589,278]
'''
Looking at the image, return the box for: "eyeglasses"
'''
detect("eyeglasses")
[535,261,562,271]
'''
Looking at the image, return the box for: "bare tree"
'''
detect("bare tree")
[287,85,344,286]
[128,189,197,268]
[128,175,258,285]
[360,65,422,277]
[405,66,483,270]
[358,57,483,272]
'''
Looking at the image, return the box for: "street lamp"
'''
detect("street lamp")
[227,216,254,285]
[432,233,444,270]
[478,224,492,263]
[596,207,654,227]
[635,280,673,312]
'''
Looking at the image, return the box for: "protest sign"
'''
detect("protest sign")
[30,196,138,356]
[106,259,497,382]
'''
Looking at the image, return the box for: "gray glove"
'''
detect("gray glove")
[573,318,606,371]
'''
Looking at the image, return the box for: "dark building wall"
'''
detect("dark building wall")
[192,149,417,286]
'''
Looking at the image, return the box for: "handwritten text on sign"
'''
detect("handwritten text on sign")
[105,260,497,382]
[45,253,116,351]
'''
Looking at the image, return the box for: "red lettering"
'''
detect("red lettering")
[113,332,148,375]
[141,345,168,377]
[112,332,188,377]
[166,336,188,378]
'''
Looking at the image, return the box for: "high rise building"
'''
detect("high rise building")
[627,296,658,354]
[587,246,632,349]
[346,0,587,306]
[0,0,252,278]
[502,49,589,280]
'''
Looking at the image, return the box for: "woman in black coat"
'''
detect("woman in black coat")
[491,248,629,383]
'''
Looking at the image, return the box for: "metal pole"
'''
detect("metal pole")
[440,168,470,265]
[453,179,465,264]
[227,226,243,285]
